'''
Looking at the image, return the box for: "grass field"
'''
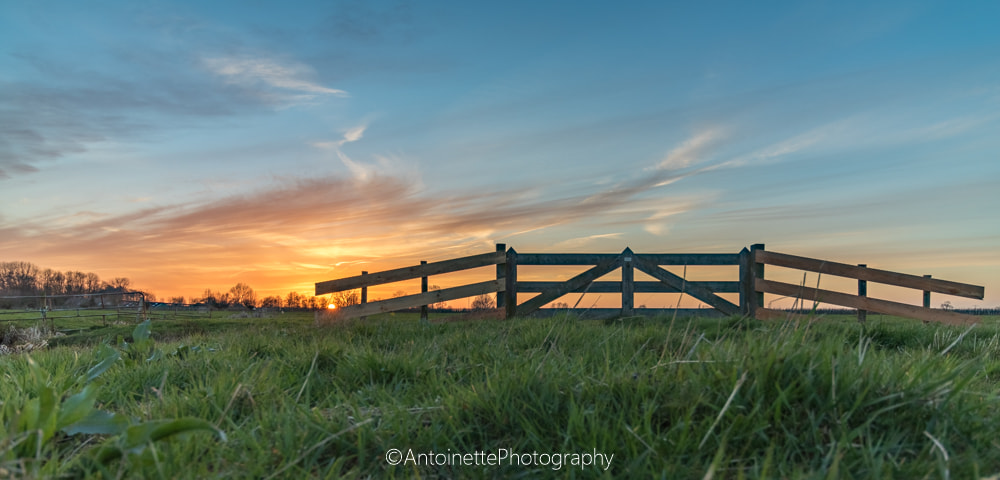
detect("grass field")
[3,310,1000,478]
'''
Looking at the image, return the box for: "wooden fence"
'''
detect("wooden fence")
[315,243,986,324]
[748,244,985,325]
[315,249,506,320]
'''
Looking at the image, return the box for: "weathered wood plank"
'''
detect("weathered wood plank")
[517,281,740,293]
[755,250,984,299]
[858,264,867,323]
[738,247,751,316]
[330,280,505,319]
[633,255,740,316]
[504,248,518,319]
[516,255,623,316]
[315,251,505,295]
[515,253,620,265]
[528,308,729,319]
[750,244,765,314]
[640,253,740,266]
[515,253,739,266]
[495,244,506,310]
[755,278,978,326]
[420,260,428,324]
[622,248,634,316]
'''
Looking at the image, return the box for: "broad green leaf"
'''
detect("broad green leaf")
[86,345,120,383]
[95,418,226,464]
[56,384,99,430]
[132,320,151,343]
[62,409,129,436]
[147,418,226,444]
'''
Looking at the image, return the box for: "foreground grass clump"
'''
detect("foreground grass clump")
[3,313,1000,478]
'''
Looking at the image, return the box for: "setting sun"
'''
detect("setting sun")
[327,304,337,310]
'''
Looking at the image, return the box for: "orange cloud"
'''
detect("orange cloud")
[0,170,702,301]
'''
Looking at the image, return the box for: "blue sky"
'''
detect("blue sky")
[1,1,997,307]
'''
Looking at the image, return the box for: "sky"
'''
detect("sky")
[1,0,998,309]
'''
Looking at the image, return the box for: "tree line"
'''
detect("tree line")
[184,284,334,310]
[2,260,496,312]
[0,260,139,298]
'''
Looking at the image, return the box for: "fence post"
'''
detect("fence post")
[505,248,518,319]
[420,261,429,324]
[496,243,506,310]
[749,243,765,317]
[738,247,751,316]
[923,275,932,309]
[857,264,867,323]
[360,271,368,321]
[621,248,634,316]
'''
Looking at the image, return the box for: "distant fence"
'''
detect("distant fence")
[0,291,150,327]
[0,293,233,327]
[316,243,988,325]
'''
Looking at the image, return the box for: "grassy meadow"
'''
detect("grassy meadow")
[3,310,1000,478]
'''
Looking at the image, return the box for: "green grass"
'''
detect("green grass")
[3,312,1000,478]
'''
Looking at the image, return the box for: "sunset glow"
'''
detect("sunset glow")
[0,2,997,309]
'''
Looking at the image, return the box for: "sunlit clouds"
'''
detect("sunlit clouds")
[0,165,707,299]
[1,1,998,308]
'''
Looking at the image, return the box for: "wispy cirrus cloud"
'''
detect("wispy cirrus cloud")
[311,124,411,182]
[311,124,367,150]
[552,233,624,249]
[657,128,725,171]
[202,55,348,105]
[1,49,347,179]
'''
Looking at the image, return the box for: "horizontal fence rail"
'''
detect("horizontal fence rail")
[316,248,511,322]
[755,250,985,299]
[752,247,985,325]
[515,253,740,266]
[517,281,741,294]
[315,250,505,295]
[753,279,977,325]
[331,280,504,318]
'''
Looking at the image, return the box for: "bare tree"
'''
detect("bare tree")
[260,296,283,308]
[40,269,66,296]
[307,296,327,310]
[85,272,102,292]
[107,277,131,292]
[285,291,307,309]
[471,294,495,311]
[198,289,231,308]
[229,283,257,309]
[331,290,360,308]
[0,261,40,295]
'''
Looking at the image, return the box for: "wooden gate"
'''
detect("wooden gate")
[505,247,742,318]
[315,243,987,324]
